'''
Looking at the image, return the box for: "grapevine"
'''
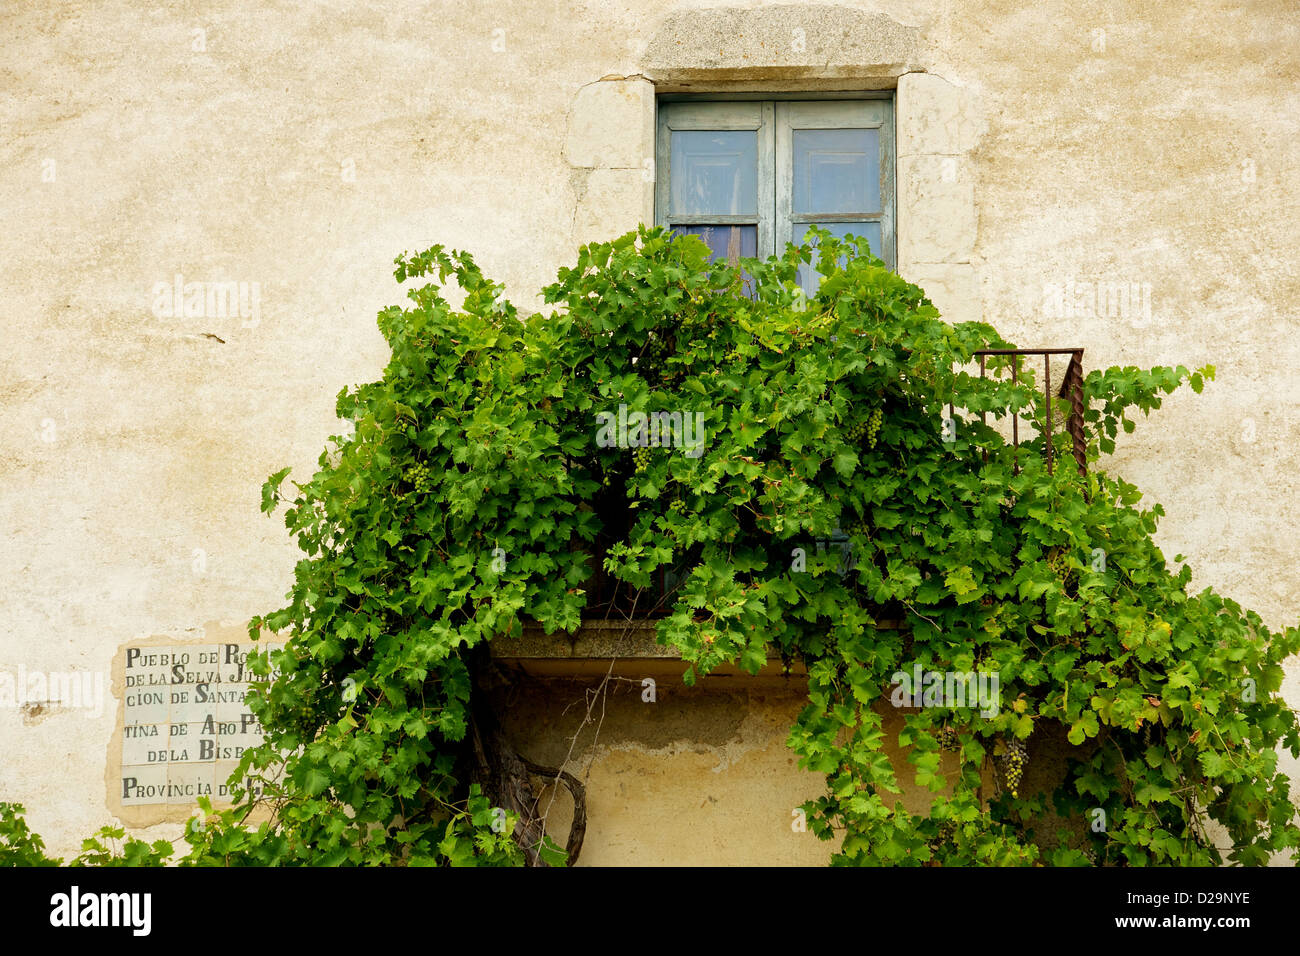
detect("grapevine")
[6,224,1282,870]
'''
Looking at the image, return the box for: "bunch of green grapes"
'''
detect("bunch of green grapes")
[844,408,884,448]
[404,461,431,495]
[1000,738,1028,798]
[633,446,652,474]
[638,336,672,376]
[669,496,686,514]
[865,407,883,448]
[930,819,956,848]
[937,725,960,752]
[1046,546,1074,585]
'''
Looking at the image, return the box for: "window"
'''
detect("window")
[655,96,895,293]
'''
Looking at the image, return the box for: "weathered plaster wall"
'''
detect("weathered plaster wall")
[492,674,836,865]
[1,0,1297,862]
[492,673,982,865]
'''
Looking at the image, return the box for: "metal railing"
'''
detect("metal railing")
[965,348,1087,477]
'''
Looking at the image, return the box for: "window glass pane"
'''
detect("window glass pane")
[793,129,879,215]
[670,130,758,216]
[795,222,881,296]
[674,225,757,263]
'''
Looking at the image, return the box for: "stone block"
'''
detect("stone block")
[897,153,977,266]
[903,262,982,325]
[572,167,653,245]
[897,72,984,157]
[566,78,655,170]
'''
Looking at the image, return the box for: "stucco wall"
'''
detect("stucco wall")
[1,0,1297,863]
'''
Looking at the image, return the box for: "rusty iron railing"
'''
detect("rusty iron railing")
[963,348,1087,477]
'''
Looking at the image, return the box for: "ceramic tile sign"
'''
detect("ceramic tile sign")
[107,624,284,825]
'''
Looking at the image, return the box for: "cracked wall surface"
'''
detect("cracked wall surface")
[1,0,1298,863]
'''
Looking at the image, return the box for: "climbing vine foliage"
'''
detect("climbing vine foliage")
[5,226,1298,866]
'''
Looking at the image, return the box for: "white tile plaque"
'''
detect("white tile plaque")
[109,626,284,824]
